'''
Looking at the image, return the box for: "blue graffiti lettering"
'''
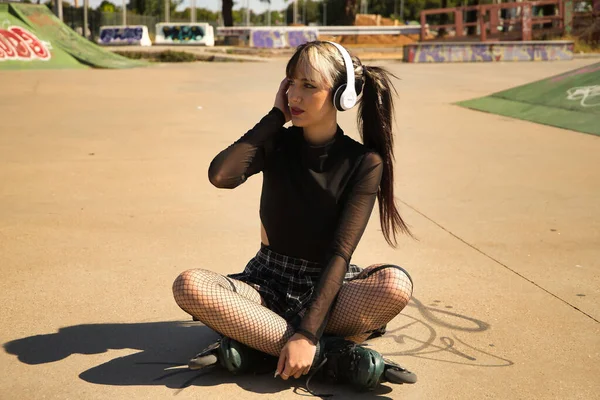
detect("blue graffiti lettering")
[418,45,444,62]
[448,45,470,62]
[470,44,493,62]
[100,27,143,44]
[250,29,317,48]
[287,30,317,47]
[161,25,205,43]
[251,30,285,48]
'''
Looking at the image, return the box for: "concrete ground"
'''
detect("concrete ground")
[1,58,599,400]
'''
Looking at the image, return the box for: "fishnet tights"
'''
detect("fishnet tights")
[172,264,412,357]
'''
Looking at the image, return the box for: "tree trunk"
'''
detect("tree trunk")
[223,0,233,26]
[344,0,357,25]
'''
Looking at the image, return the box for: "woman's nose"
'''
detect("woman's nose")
[288,87,301,104]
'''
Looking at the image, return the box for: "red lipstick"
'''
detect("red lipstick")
[290,107,304,116]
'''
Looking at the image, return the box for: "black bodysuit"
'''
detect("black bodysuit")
[208,107,383,344]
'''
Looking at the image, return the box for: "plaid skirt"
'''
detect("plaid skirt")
[228,244,362,324]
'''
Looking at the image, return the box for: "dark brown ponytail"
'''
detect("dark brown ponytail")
[358,65,411,246]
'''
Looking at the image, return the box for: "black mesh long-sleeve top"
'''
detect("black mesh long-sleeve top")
[208,107,383,345]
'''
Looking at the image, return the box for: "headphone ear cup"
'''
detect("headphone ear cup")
[333,84,347,112]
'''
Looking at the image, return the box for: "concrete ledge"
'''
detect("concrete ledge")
[404,41,574,63]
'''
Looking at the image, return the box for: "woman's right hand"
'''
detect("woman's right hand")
[274,78,291,123]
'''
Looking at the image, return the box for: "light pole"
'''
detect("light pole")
[400,0,404,22]
[122,0,126,25]
[191,0,196,22]
[323,0,326,25]
[302,0,306,24]
[83,0,88,38]
[293,0,298,24]
[165,0,170,22]
[217,0,223,26]
[246,0,250,26]
[54,0,63,21]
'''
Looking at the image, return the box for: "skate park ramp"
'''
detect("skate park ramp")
[0,4,85,70]
[1,3,145,69]
[457,62,600,136]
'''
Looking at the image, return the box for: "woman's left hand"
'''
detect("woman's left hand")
[276,333,316,380]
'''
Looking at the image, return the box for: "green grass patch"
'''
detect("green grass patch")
[114,50,198,62]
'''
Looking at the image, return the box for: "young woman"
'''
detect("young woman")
[172,40,414,393]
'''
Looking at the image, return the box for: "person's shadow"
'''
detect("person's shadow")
[4,320,395,398]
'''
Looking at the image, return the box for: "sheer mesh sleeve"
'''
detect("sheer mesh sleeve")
[208,107,286,189]
[295,152,384,344]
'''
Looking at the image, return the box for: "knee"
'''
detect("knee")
[376,265,413,304]
[172,269,211,305]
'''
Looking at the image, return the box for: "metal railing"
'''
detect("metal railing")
[420,0,566,42]
[320,25,422,35]
[216,25,423,38]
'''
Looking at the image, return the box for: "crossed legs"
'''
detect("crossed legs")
[172,264,412,356]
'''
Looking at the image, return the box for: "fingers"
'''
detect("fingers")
[275,339,313,381]
[276,352,286,377]
[280,363,311,380]
[279,77,289,92]
[274,77,292,122]
[278,371,294,380]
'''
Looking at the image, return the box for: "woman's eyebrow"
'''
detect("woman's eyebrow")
[290,76,318,84]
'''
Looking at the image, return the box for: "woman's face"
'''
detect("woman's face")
[286,73,335,129]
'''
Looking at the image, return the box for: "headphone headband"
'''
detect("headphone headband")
[325,41,357,111]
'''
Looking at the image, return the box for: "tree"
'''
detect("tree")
[173,7,218,21]
[98,0,116,13]
[222,0,272,27]
[321,0,350,25]
[343,0,357,25]
[285,0,321,25]
[223,0,233,26]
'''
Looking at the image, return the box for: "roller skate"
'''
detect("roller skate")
[306,336,416,395]
[188,336,277,375]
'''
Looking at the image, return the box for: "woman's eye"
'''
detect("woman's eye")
[304,84,315,89]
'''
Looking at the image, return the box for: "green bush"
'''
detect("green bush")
[114,50,197,62]
[155,50,197,62]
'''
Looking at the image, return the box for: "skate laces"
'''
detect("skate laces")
[191,340,220,359]
[303,341,359,397]
[304,357,332,397]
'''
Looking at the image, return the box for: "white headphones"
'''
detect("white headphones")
[325,41,362,112]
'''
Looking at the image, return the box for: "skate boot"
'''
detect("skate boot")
[189,337,277,375]
[306,336,417,395]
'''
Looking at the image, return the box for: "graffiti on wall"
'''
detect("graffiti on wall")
[99,26,143,45]
[250,29,317,48]
[0,26,51,61]
[405,43,573,63]
[287,30,318,47]
[161,25,205,43]
[154,23,213,45]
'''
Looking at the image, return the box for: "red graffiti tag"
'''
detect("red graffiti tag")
[0,26,51,61]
